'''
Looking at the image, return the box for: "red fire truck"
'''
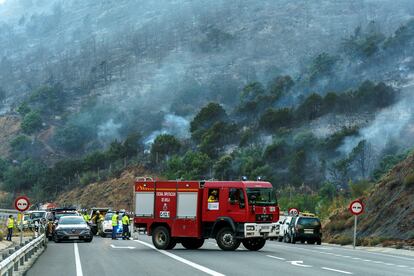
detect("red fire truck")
[134,179,280,251]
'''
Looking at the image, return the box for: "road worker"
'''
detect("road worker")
[111,211,119,240]
[122,213,130,240]
[6,215,14,241]
[83,212,91,223]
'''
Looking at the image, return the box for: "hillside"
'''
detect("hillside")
[55,165,151,211]
[324,152,414,244]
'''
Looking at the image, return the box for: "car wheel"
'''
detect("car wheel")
[181,238,205,250]
[216,227,240,251]
[317,239,322,245]
[85,237,93,243]
[242,238,266,251]
[54,235,60,243]
[278,236,283,242]
[301,239,305,244]
[308,240,316,245]
[152,226,172,250]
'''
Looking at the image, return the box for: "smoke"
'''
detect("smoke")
[144,114,190,147]
[339,82,414,155]
[97,119,122,144]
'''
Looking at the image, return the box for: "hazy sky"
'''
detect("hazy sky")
[0,0,6,5]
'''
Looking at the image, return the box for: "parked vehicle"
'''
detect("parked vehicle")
[46,208,80,241]
[100,212,124,237]
[27,210,48,231]
[279,216,294,242]
[54,215,93,243]
[286,216,322,245]
[88,207,111,235]
[134,179,280,251]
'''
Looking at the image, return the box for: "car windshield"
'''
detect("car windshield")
[298,217,321,227]
[105,213,124,220]
[30,212,45,219]
[55,212,77,220]
[246,188,277,206]
[59,217,86,225]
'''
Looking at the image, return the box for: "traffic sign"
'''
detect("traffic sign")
[288,208,299,216]
[14,196,30,212]
[349,199,364,215]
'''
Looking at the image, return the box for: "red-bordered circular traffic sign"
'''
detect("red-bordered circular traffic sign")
[349,199,364,216]
[288,208,299,216]
[14,196,30,212]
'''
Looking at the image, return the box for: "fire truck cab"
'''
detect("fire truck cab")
[134,179,280,251]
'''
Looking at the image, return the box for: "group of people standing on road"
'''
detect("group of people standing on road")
[111,211,130,240]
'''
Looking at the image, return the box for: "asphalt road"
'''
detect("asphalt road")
[27,235,414,276]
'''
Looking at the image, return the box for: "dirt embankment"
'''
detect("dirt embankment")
[324,152,414,246]
[55,166,154,211]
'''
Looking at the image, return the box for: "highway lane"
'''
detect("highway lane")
[27,235,414,276]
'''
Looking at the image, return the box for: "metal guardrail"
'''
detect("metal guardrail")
[0,233,46,276]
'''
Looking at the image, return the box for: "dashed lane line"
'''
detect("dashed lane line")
[134,240,225,276]
[74,242,83,276]
[270,244,414,270]
[266,255,285,261]
[322,267,353,274]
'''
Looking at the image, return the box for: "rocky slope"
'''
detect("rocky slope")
[54,165,153,211]
[324,152,414,243]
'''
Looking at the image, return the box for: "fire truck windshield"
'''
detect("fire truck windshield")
[246,188,277,206]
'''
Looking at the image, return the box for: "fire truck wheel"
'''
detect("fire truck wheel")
[181,238,205,250]
[152,226,172,250]
[216,227,241,251]
[242,238,266,251]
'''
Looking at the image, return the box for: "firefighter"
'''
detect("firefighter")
[122,213,130,240]
[91,211,104,235]
[6,215,14,241]
[111,211,119,240]
[208,189,218,202]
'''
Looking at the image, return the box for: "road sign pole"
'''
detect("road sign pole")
[353,215,357,249]
[20,211,23,245]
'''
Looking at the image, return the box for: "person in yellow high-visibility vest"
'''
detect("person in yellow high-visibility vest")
[122,214,130,240]
[111,212,119,240]
[6,215,14,241]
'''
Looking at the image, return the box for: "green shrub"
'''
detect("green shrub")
[403,173,414,188]
[80,171,99,186]
[330,235,353,245]
[21,111,43,134]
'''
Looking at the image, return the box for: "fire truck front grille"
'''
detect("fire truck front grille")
[256,214,273,222]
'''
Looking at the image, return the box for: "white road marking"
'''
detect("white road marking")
[134,240,225,276]
[74,242,83,276]
[322,267,353,274]
[363,259,372,262]
[110,244,136,249]
[266,255,285,261]
[288,260,312,267]
[397,265,408,268]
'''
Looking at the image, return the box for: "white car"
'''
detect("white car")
[278,216,294,242]
[101,212,124,237]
